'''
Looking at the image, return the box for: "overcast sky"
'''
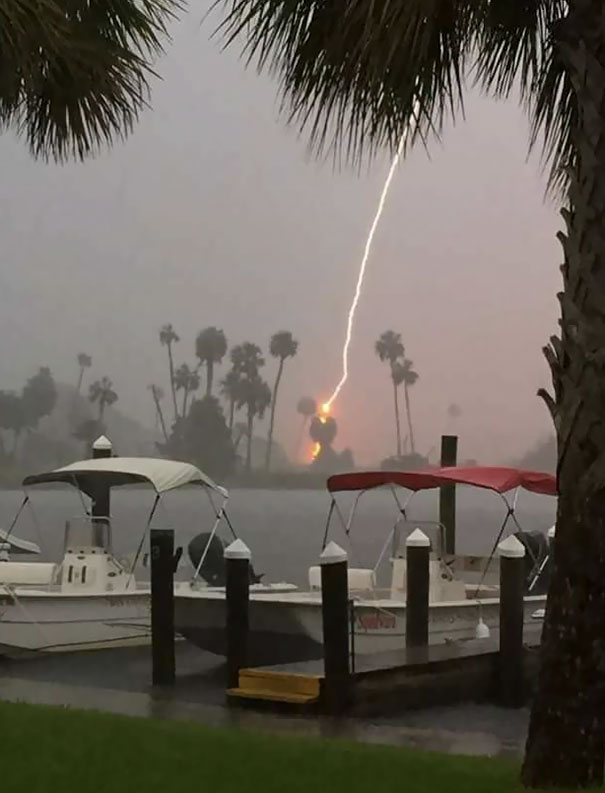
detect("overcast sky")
[0,10,562,465]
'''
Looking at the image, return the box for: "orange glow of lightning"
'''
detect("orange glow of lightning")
[323,128,411,413]
[312,404,331,459]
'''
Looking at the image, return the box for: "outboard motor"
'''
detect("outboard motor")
[513,530,550,595]
[188,532,263,587]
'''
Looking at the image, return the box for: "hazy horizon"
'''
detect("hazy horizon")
[0,9,562,467]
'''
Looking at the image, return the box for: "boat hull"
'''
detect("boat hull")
[174,591,547,665]
[0,589,151,657]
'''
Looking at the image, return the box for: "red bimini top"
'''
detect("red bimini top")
[326,466,557,497]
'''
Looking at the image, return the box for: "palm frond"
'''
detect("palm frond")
[0,0,181,161]
[219,0,479,165]
[219,0,573,195]
[474,0,572,196]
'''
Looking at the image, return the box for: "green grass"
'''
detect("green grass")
[0,700,523,793]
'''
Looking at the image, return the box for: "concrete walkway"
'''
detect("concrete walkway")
[0,643,528,758]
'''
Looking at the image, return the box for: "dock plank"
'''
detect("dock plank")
[249,622,542,681]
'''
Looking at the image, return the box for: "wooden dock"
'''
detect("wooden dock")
[228,624,543,713]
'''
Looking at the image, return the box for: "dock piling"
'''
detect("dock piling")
[225,539,251,690]
[498,534,526,707]
[91,435,113,547]
[150,528,176,686]
[406,529,430,648]
[320,541,351,713]
[439,435,458,555]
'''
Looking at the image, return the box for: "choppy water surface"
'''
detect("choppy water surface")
[0,485,555,587]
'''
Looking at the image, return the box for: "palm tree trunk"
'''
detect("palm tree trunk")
[182,386,188,419]
[206,361,214,397]
[151,388,169,443]
[522,7,605,786]
[246,407,254,473]
[167,344,178,421]
[392,380,401,457]
[72,366,85,422]
[403,384,415,454]
[265,359,284,471]
[228,399,235,434]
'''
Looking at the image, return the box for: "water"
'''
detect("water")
[0,485,556,587]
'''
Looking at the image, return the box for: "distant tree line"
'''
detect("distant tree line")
[0,368,57,459]
[151,325,299,479]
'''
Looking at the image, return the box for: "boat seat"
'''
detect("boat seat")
[308,566,376,593]
[0,561,57,586]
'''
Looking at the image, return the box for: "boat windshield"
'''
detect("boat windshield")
[64,516,112,552]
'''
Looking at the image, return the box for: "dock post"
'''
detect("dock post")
[406,529,430,648]
[225,539,251,690]
[91,435,113,547]
[150,528,176,686]
[320,541,351,714]
[498,534,526,707]
[439,435,458,555]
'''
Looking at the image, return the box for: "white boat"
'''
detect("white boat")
[174,466,556,665]
[0,455,238,657]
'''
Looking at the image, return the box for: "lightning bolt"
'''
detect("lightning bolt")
[323,134,406,412]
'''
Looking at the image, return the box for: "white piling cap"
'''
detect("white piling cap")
[406,528,430,548]
[548,525,556,540]
[497,534,525,558]
[93,435,112,451]
[319,541,348,565]
[224,538,251,560]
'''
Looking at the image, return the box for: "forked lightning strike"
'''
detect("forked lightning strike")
[322,133,407,416]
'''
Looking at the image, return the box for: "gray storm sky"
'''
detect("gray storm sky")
[0,11,561,465]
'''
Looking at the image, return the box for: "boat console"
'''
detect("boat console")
[54,517,131,592]
[390,522,468,602]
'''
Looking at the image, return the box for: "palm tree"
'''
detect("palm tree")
[233,421,248,457]
[173,364,200,418]
[148,384,169,443]
[375,331,405,457]
[229,342,268,471]
[400,358,419,455]
[220,370,242,434]
[89,377,118,422]
[0,0,177,162]
[296,396,317,459]
[159,324,180,422]
[266,331,299,471]
[217,6,602,784]
[236,376,272,473]
[195,327,228,397]
[230,342,265,380]
[72,352,92,424]
[76,354,92,396]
